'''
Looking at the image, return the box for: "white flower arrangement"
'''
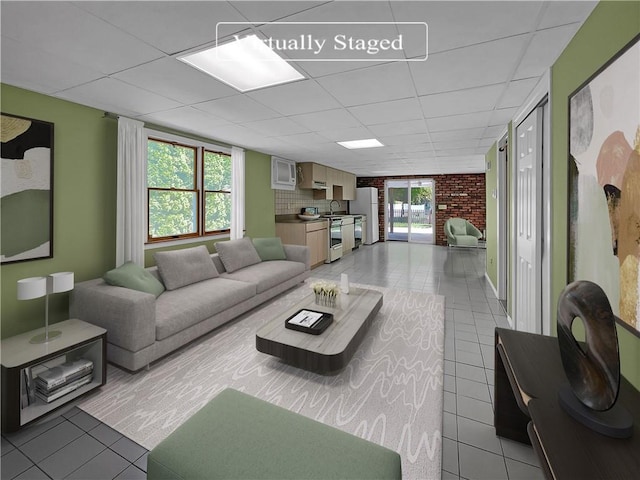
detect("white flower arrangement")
[311,281,338,306]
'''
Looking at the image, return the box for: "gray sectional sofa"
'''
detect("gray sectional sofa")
[70,238,310,372]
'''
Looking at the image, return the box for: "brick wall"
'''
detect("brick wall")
[356,174,486,246]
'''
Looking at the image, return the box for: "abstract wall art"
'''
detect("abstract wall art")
[568,34,640,337]
[1,113,54,264]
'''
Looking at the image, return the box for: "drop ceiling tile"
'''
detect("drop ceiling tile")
[419,84,505,119]
[317,126,375,142]
[378,133,431,146]
[316,62,416,107]
[194,95,280,123]
[429,128,486,142]
[138,107,231,135]
[248,80,341,115]
[244,117,309,137]
[113,58,237,104]
[348,98,424,125]
[229,1,327,22]
[207,124,269,145]
[498,78,540,109]
[385,143,435,154]
[437,148,481,157]
[56,78,182,117]
[390,1,542,54]
[0,37,103,95]
[368,120,427,137]
[410,36,529,96]
[76,1,248,55]
[538,1,597,29]
[489,108,518,127]
[513,24,580,80]
[483,125,507,139]
[2,2,163,75]
[280,132,334,146]
[478,138,497,148]
[426,111,492,133]
[434,140,481,151]
[289,109,362,131]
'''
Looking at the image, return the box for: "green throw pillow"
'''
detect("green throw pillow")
[103,261,165,297]
[252,237,287,261]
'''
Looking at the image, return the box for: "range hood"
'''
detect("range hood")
[312,181,328,190]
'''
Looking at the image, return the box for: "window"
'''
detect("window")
[147,135,231,242]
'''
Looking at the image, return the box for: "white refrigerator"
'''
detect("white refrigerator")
[350,187,379,244]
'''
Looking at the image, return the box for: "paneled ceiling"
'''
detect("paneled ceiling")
[1,1,597,176]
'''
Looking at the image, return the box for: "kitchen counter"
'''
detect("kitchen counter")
[276,218,329,224]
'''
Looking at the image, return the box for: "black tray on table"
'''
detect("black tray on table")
[284,309,333,335]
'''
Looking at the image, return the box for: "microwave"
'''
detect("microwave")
[271,156,296,191]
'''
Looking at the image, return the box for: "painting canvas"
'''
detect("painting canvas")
[568,35,640,337]
[1,113,54,264]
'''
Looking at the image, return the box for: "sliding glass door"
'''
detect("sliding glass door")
[385,179,434,243]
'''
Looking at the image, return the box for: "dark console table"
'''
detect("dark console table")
[494,327,640,479]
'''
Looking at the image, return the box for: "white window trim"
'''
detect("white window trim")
[144,128,232,248]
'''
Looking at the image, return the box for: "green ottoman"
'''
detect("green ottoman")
[147,388,402,480]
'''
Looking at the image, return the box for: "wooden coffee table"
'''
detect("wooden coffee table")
[256,287,383,374]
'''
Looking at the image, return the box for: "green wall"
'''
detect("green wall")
[245,150,276,239]
[1,84,276,338]
[485,143,498,289]
[551,0,640,388]
[1,84,117,337]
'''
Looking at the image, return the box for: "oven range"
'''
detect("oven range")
[326,217,343,263]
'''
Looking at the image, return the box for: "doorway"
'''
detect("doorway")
[385,179,434,243]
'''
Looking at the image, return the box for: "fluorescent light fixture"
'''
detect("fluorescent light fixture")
[337,139,385,149]
[178,34,304,92]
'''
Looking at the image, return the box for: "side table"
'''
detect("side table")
[494,327,640,479]
[1,318,106,433]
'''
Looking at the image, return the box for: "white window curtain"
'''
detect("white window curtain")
[231,146,245,240]
[116,117,146,266]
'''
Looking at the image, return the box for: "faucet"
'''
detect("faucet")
[330,200,341,215]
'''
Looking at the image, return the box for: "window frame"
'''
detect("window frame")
[145,129,232,245]
[202,149,232,236]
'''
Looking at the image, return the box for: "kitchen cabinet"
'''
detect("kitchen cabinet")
[305,164,355,201]
[276,220,328,268]
[297,162,327,189]
[341,217,355,254]
[342,171,356,200]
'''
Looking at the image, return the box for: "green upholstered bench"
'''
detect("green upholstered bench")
[147,388,402,480]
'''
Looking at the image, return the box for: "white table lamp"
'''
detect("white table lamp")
[17,272,74,344]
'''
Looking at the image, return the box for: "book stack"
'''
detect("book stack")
[34,358,93,403]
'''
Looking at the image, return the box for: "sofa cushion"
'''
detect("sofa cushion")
[215,237,262,273]
[222,260,306,294]
[252,237,287,261]
[154,245,218,291]
[452,223,467,235]
[103,262,165,297]
[155,278,256,340]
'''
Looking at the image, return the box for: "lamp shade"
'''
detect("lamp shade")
[48,272,74,293]
[17,277,47,300]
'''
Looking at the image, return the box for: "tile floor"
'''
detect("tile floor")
[1,241,543,480]
[311,242,544,480]
[1,406,148,480]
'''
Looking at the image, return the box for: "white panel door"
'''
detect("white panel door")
[515,108,542,333]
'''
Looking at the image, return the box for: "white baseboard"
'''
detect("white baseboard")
[484,272,499,299]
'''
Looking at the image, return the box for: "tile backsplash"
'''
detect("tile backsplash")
[274,187,344,215]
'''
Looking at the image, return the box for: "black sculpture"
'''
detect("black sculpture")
[557,280,633,438]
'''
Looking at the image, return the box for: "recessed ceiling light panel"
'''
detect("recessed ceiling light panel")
[178,35,304,92]
[337,138,385,149]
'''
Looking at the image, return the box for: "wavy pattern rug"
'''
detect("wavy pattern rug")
[78,281,445,479]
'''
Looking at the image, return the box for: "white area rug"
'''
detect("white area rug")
[79,280,445,479]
